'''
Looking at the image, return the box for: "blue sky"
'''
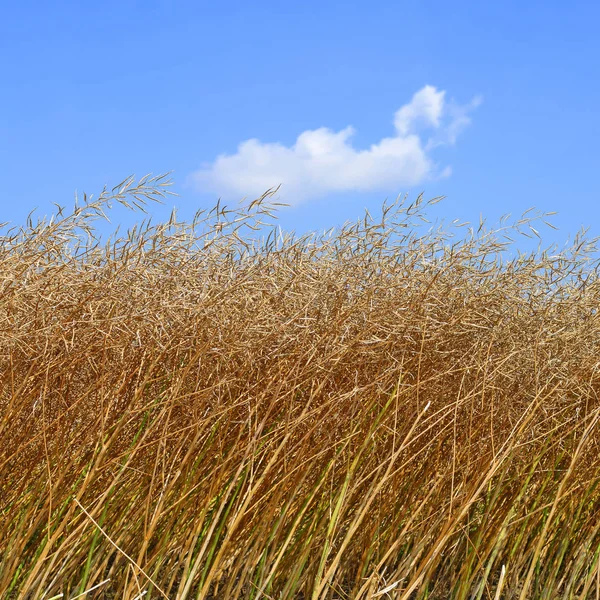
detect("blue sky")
[1,0,599,248]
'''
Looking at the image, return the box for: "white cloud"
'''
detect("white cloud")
[189,86,481,204]
[394,85,446,135]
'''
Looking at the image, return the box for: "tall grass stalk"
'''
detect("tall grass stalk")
[2,175,600,598]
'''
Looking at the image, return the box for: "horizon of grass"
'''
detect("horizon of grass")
[2,175,600,599]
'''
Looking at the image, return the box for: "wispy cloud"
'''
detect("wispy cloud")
[190,85,481,204]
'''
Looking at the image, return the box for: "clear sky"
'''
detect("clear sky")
[1,0,599,248]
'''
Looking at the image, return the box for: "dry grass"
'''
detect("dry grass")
[2,175,600,599]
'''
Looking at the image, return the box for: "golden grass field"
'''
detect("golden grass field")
[2,175,600,599]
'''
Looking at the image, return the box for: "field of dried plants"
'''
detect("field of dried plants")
[2,175,600,599]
